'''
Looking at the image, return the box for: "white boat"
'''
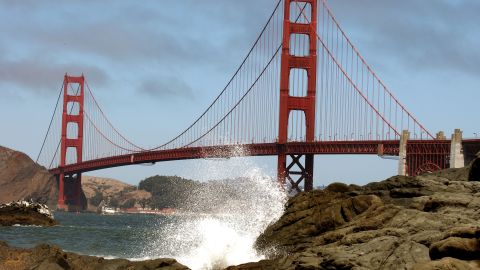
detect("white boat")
[101,206,117,215]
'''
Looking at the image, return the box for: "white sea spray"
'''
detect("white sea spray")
[141,146,287,270]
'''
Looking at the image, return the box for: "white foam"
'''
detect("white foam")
[142,145,286,270]
[12,224,43,228]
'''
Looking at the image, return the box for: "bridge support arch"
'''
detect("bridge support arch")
[400,130,451,177]
[278,0,317,191]
[58,74,85,211]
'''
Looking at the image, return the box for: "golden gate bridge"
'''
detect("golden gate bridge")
[35,0,480,210]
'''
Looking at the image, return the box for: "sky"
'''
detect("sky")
[0,0,479,186]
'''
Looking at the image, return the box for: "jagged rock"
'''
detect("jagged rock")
[446,227,480,239]
[0,200,57,226]
[390,187,433,198]
[428,227,480,262]
[250,166,480,270]
[413,257,480,270]
[431,167,471,182]
[224,260,277,270]
[324,182,351,193]
[255,190,383,253]
[430,237,480,260]
[469,155,480,181]
[0,241,189,270]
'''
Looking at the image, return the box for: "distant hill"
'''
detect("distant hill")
[138,175,198,209]
[138,175,258,213]
[83,174,248,212]
[81,175,251,213]
[82,176,151,212]
[0,146,58,209]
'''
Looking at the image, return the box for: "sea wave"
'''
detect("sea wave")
[12,224,43,228]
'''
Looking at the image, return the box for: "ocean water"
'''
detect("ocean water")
[0,153,287,270]
[0,212,171,258]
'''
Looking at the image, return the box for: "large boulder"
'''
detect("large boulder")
[255,190,383,253]
[429,227,480,261]
[247,168,480,270]
[0,201,57,226]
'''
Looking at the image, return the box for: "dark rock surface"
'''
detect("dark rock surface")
[230,165,480,270]
[0,201,57,226]
[430,236,480,260]
[0,146,57,209]
[255,191,383,253]
[0,241,189,270]
[429,227,480,261]
[469,154,480,181]
[413,257,480,270]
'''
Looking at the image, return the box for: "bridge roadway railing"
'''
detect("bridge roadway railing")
[49,138,480,177]
[50,140,403,175]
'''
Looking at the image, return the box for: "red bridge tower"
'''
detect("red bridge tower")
[278,0,318,191]
[58,74,84,210]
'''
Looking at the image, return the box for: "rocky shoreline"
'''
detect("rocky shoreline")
[0,155,479,270]
[0,241,189,270]
[0,200,57,226]
[231,156,480,270]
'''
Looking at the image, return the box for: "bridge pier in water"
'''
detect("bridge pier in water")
[57,173,83,211]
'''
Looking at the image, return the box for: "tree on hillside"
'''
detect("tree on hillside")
[121,198,136,209]
[138,175,201,209]
[109,197,119,208]
[90,191,103,207]
[139,198,150,209]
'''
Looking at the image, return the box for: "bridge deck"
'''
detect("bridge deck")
[50,140,472,175]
